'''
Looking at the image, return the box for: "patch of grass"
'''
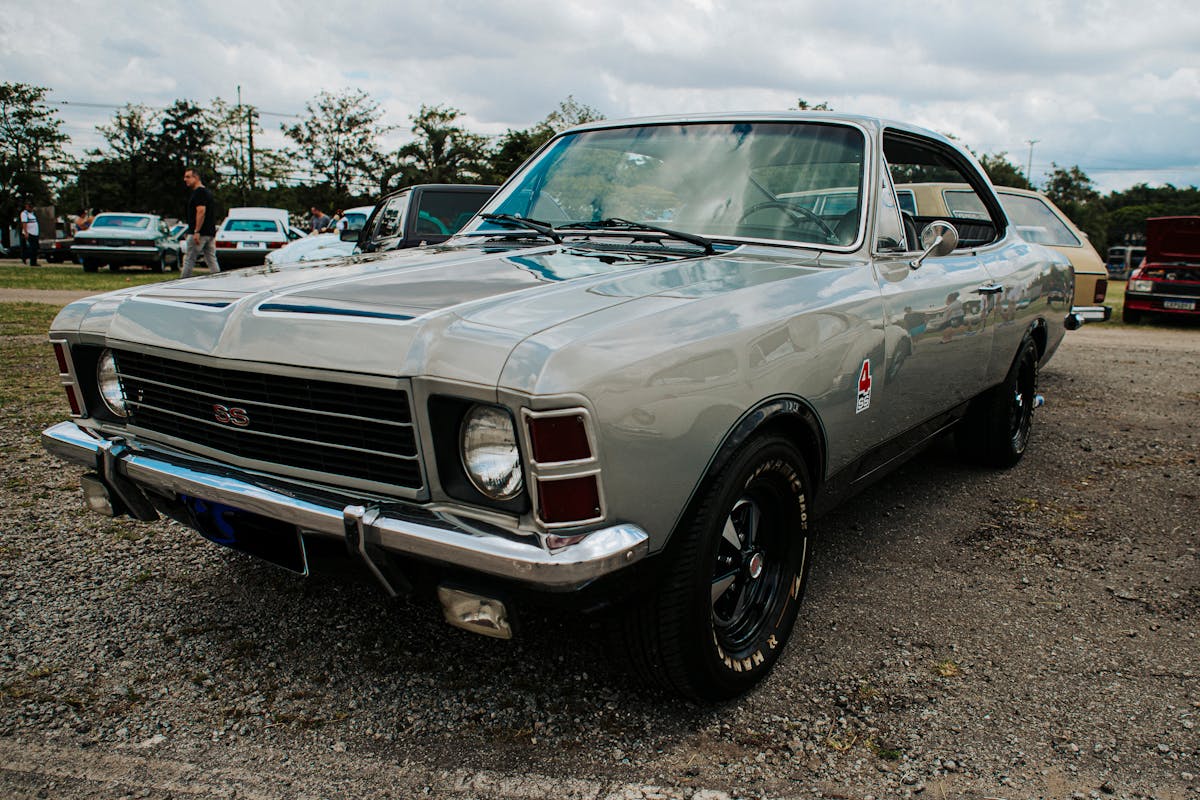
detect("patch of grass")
[934,659,962,678]
[867,738,903,761]
[0,302,61,335]
[0,262,178,291]
[0,328,63,413]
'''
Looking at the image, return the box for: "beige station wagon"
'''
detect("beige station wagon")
[897,183,1110,322]
[43,113,1078,700]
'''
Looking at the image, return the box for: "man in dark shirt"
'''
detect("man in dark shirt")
[181,168,220,278]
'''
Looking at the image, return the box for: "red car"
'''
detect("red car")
[1123,216,1200,323]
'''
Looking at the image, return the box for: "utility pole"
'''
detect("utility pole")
[247,106,256,191]
[236,85,246,205]
[1025,139,1040,186]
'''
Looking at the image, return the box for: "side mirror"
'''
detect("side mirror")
[910,221,959,270]
[340,229,358,242]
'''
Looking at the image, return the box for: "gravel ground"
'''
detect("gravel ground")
[1,321,1197,800]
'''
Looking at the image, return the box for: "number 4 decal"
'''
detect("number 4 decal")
[855,359,872,414]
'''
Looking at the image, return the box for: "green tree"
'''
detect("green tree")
[283,89,391,206]
[93,104,159,211]
[796,98,833,110]
[484,96,605,184]
[0,82,69,232]
[542,95,604,132]
[388,104,489,189]
[977,151,1032,189]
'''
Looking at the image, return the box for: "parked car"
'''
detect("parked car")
[42,112,1075,700]
[352,184,498,254]
[1106,244,1146,280]
[71,213,181,272]
[896,183,1110,322]
[214,207,303,269]
[264,206,374,266]
[1122,216,1200,323]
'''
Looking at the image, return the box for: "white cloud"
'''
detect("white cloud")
[1,0,1198,191]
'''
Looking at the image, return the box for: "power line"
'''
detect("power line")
[52,98,299,118]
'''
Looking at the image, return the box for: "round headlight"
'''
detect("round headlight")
[96,349,129,418]
[460,405,523,500]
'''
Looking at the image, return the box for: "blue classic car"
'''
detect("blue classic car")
[42,113,1076,699]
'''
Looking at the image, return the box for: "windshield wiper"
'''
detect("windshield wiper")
[480,213,562,244]
[563,218,715,254]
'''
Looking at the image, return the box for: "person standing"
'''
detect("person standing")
[19,200,40,266]
[310,207,331,234]
[181,168,219,278]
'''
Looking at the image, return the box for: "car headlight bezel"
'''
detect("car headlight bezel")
[459,404,524,501]
[1129,279,1154,292]
[96,348,129,418]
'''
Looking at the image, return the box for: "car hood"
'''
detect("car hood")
[1145,217,1200,264]
[53,242,823,386]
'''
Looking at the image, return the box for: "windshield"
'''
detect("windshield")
[224,219,282,233]
[474,121,867,247]
[92,215,151,229]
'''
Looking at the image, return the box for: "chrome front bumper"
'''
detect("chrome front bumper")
[42,421,648,590]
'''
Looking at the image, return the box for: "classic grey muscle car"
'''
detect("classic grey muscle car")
[43,113,1077,700]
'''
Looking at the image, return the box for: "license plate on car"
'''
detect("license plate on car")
[238,241,266,249]
[1163,299,1196,310]
[181,495,308,574]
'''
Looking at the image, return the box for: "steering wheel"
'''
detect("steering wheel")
[738,201,838,242]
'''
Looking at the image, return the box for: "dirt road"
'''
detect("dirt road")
[1,322,1196,799]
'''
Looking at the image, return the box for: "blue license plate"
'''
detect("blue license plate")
[182,496,308,574]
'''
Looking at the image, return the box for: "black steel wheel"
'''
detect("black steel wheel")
[619,435,812,701]
[956,336,1039,468]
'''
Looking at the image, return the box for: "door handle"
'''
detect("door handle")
[976,284,1004,295]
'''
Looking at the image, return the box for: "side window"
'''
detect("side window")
[884,131,1004,249]
[996,193,1081,246]
[413,191,490,237]
[374,194,408,239]
[874,162,907,252]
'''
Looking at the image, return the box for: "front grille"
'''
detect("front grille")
[1150,280,1200,298]
[114,349,422,491]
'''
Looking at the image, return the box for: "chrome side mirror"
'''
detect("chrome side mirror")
[910,221,960,270]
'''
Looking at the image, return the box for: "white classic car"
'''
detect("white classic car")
[43,113,1076,700]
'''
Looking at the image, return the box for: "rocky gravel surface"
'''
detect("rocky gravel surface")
[1,322,1197,799]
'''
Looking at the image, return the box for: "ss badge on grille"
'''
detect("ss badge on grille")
[213,404,250,427]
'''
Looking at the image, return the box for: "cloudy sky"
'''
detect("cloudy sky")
[3,0,1198,193]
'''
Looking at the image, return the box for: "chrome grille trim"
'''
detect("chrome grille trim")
[112,348,425,495]
[125,401,421,461]
[115,372,414,429]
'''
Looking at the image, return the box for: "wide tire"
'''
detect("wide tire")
[81,258,99,273]
[618,436,813,701]
[151,253,165,273]
[1122,305,1142,324]
[956,337,1039,468]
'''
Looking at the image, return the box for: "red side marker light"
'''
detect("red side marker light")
[527,415,591,463]
[537,476,600,524]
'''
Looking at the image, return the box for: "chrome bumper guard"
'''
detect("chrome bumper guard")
[1069,305,1112,322]
[42,421,649,590]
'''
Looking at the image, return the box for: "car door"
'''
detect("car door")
[359,190,410,253]
[871,132,1003,437]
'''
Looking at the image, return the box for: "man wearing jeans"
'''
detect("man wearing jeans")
[181,168,219,278]
[19,200,40,266]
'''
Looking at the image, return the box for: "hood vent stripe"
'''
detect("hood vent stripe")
[259,302,414,321]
